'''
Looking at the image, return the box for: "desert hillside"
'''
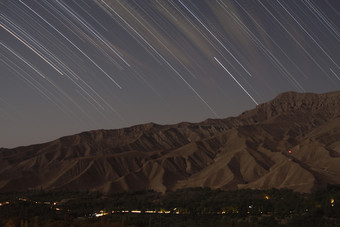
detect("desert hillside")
[0,91,339,193]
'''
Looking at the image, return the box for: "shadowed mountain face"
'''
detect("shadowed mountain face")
[0,91,339,193]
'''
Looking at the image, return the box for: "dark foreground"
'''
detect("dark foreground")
[1,186,340,227]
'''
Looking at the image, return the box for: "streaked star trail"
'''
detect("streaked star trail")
[214,57,258,105]
[0,22,64,75]
[0,0,339,148]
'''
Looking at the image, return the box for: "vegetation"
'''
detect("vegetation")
[0,185,340,226]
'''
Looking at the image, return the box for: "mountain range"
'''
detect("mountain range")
[1,91,339,193]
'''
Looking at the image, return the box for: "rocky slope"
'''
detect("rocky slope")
[0,91,339,193]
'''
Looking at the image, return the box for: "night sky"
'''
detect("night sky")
[1,0,339,148]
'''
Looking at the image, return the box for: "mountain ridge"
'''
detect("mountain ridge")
[1,91,339,193]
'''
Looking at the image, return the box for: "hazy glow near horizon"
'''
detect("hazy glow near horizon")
[0,0,339,148]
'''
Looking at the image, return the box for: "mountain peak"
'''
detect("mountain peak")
[239,91,340,122]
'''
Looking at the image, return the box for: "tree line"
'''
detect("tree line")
[0,185,339,226]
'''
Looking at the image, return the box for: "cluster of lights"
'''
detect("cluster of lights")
[95,210,109,217]
[0,201,10,206]
[1,195,335,218]
[111,210,175,214]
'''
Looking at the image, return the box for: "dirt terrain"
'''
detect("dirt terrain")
[1,91,339,193]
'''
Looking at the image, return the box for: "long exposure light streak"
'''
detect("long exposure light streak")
[101,0,219,117]
[276,0,340,70]
[215,57,258,105]
[0,0,338,148]
[0,23,64,75]
[178,0,253,78]
[19,0,122,89]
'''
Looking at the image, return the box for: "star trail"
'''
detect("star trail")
[0,0,339,148]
